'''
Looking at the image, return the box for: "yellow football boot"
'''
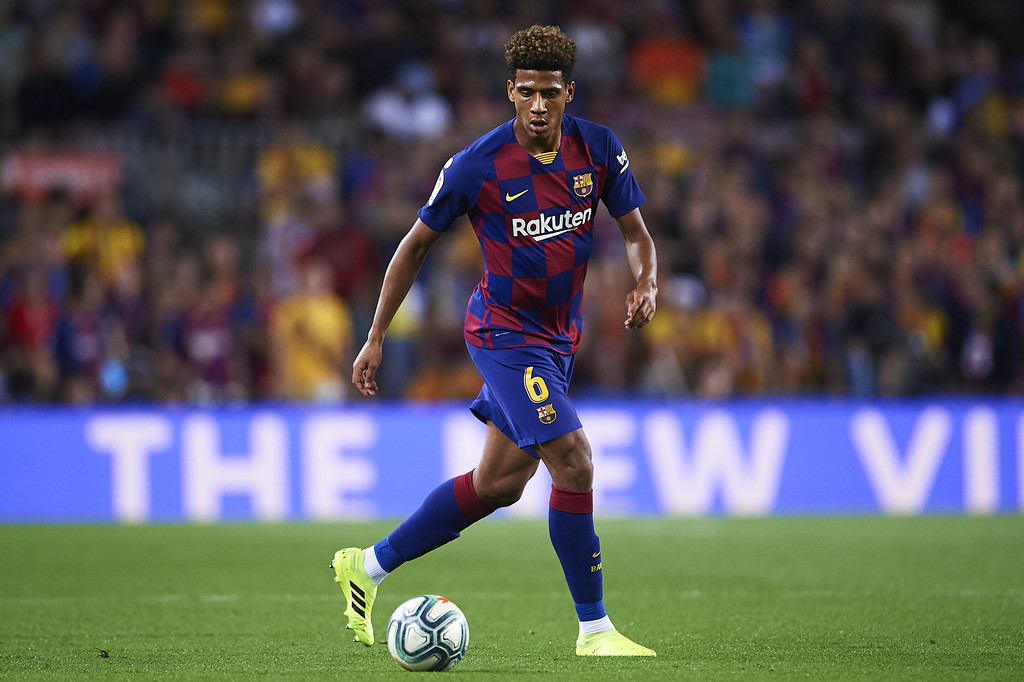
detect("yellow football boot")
[330,548,377,646]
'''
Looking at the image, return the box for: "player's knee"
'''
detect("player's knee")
[474,468,531,508]
[481,488,523,508]
[558,455,593,490]
[477,478,527,508]
[546,441,593,491]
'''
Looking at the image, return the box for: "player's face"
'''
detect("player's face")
[507,69,574,150]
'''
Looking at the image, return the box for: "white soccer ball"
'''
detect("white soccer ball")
[386,594,469,672]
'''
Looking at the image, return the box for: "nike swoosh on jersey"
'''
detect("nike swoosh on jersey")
[505,189,530,202]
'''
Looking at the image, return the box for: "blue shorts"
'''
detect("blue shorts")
[467,342,583,458]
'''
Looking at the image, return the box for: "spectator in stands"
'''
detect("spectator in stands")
[259,186,315,299]
[296,197,379,311]
[217,38,275,119]
[180,267,239,403]
[3,268,58,401]
[627,10,705,105]
[62,189,144,289]
[735,0,792,112]
[257,120,336,222]
[52,271,109,403]
[362,59,452,140]
[271,258,352,402]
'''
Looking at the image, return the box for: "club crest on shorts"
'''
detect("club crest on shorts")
[572,172,593,198]
[537,403,557,424]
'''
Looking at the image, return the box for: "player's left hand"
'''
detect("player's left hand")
[625,280,657,329]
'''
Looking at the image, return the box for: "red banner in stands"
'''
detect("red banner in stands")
[1,151,123,203]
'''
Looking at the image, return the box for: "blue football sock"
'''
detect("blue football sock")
[374,471,493,573]
[548,485,606,622]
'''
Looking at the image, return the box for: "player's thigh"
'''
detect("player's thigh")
[474,421,540,507]
[467,344,582,454]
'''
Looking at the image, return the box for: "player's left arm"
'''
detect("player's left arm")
[615,207,658,329]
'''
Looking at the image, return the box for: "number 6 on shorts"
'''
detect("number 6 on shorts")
[523,366,549,404]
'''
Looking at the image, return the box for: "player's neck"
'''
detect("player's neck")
[512,117,562,157]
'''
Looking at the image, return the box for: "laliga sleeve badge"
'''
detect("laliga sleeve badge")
[537,403,557,424]
[427,156,453,206]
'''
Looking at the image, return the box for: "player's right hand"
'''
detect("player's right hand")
[352,340,383,396]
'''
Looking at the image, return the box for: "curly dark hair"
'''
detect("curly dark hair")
[504,25,577,81]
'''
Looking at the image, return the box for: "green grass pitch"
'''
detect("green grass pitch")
[1,517,1022,680]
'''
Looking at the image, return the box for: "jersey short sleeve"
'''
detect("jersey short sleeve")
[417,150,488,232]
[599,129,645,218]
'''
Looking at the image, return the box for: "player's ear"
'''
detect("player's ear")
[565,80,575,103]
[507,79,515,102]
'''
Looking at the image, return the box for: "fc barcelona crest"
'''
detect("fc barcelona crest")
[537,403,557,424]
[572,172,594,198]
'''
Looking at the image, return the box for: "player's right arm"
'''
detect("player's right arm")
[352,219,442,396]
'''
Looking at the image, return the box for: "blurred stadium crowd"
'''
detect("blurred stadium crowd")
[1,0,1023,404]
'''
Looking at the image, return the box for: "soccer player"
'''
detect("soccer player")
[335,25,658,657]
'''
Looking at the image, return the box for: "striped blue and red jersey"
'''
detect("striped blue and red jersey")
[417,114,645,354]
